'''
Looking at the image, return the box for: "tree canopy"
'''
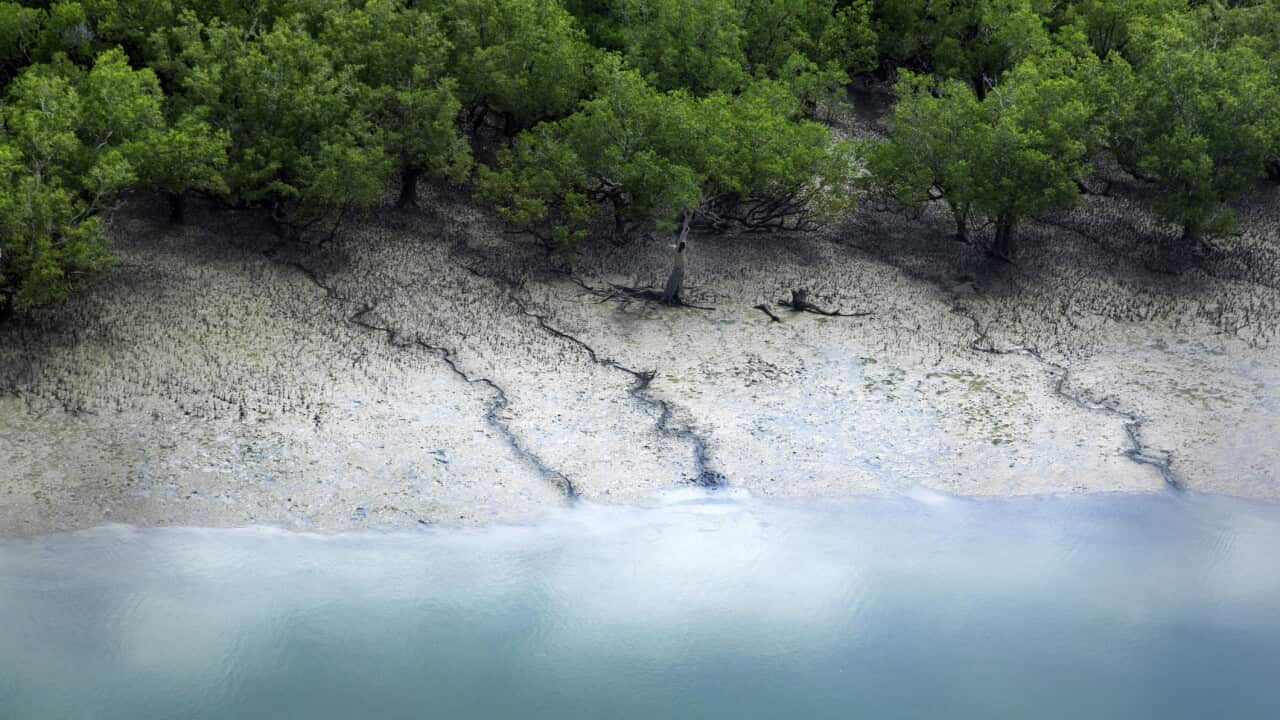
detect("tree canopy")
[1095,14,1280,244]
[477,66,852,251]
[2,48,162,311]
[2,0,1280,313]
[441,0,598,133]
[867,55,1093,257]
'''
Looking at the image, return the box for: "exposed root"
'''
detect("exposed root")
[568,276,716,310]
[1075,177,1114,197]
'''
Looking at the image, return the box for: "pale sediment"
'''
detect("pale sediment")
[2,182,1278,536]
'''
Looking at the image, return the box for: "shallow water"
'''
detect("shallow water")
[2,490,1279,719]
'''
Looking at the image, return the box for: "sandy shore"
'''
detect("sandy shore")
[2,180,1278,536]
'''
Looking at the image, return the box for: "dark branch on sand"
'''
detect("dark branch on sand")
[569,275,715,310]
[779,289,873,318]
[754,303,782,322]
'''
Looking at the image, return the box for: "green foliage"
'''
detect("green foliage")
[611,0,747,94]
[564,0,874,114]
[478,66,852,252]
[0,48,163,311]
[0,2,45,82]
[777,52,848,120]
[8,0,1280,315]
[1052,0,1183,60]
[864,71,982,238]
[35,1,97,64]
[164,13,390,223]
[870,0,928,67]
[872,0,1051,93]
[77,0,177,64]
[1211,0,1280,57]
[0,1,98,84]
[741,0,877,115]
[1096,16,1280,240]
[131,112,228,199]
[696,79,854,222]
[739,0,875,77]
[1189,0,1280,183]
[868,57,1093,254]
[960,56,1094,246]
[441,0,597,132]
[819,1,879,75]
[477,67,702,248]
[320,0,469,203]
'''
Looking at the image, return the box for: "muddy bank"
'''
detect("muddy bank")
[2,184,1278,535]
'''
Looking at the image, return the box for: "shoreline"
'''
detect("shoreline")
[8,485,1280,542]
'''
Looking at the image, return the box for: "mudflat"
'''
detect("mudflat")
[2,183,1278,536]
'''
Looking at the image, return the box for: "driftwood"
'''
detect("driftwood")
[779,289,873,318]
[754,304,782,322]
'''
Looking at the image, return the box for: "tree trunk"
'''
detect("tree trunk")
[1179,221,1207,256]
[271,203,296,242]
[1266,156,1280,183]
[661,212,691,306]
[0,250,11,320]
[973,74,988,101]
[167,191,186,225]
[612,199,627,239]
[397,166,421,209]
[1173,221,1205,269]
[949,201,969,242]
[992,218,1016,261]
[1180,222,1200,245]
[467,104,488,137]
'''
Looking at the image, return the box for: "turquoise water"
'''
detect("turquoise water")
[2,490,1279,719]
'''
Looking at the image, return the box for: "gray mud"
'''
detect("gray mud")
[2,179,1278,535]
